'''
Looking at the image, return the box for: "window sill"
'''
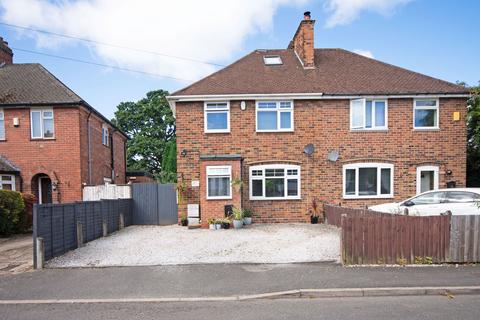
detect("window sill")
[204,131,231,134]
[30,138,56,141]
[413,128,440,131]
[249,197,301,201]
[206,197,232,200]
[255,130,294,133]
[343,195,394,200]
[350,129,388,132]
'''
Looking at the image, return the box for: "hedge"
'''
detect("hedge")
[0,190,26,235]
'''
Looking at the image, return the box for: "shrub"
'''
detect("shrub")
[0,190,26,235]
[21,193,36,230]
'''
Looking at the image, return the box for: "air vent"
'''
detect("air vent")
[263,55,283,65]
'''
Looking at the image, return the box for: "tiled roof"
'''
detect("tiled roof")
[0,155,20,173]
[0,63,82,105]
[171,49,468,96]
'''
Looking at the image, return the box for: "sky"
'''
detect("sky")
[0,0,478,119]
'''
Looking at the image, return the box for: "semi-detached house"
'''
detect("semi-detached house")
[167,12,469,227]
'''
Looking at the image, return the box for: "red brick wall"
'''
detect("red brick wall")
[1,105,126,203]
[176,98,467,223]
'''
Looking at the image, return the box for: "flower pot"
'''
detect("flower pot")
[221,222,230,229]
[209,224,216,230]
[233,219,243,229]
[214,224,222,230]
[243,217,252,225]
[181,219,188,226]
[310,216,319,224]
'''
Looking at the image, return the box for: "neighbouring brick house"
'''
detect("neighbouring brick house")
[0,37,127,204]
[167,12,469,227]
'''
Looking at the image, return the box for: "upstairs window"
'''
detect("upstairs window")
[343,163,393,199]
[31,109,54,139]
[414,99,439,129]
[256,101,293,132]
[0,175,15,191]
[0,109,4,140]
[249,164,300,200]
[206,166,231,199]
[204,102,230,133]
[102,125,109,146]
[350,99,387,130]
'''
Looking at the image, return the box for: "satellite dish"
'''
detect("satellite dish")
[303,144,315,156]
[327,150,339,162]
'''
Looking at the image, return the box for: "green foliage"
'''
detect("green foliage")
[243,208,253,218]
[0,190,26,235]
[231,207,243,220]
[466,82,480,186]
[113,90,176,182]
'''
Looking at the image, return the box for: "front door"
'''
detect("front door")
[38,177,52,204]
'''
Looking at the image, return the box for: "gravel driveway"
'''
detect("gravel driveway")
[47,224,340,267]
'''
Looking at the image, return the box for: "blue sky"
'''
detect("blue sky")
[0,0,478,119]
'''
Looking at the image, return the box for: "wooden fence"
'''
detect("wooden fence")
[324,204,480,265]
[82,184,131,201]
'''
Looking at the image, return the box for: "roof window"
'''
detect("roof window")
[263,55,282,65]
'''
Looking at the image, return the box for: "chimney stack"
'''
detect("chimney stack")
[288,11,315,69]
[0,37,13,65]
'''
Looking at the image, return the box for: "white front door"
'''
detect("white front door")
[416,166,439,194]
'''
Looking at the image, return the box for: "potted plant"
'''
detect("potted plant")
[208,218,216,230]
[231,207,243,229]
[243,208,253,225]
[310,198,321,224]
[214,219,223,230]
[221,219,231,229]
[180,215,188,226]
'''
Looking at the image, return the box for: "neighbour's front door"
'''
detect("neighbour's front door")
[39,177,52,204]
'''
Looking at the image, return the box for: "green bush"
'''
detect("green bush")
[0,190,26,235]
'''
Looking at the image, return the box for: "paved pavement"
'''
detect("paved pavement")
[1,263,479,300]
[0,234,32,276]
[1,295,479,320]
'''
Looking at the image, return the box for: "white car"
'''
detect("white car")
[369,188,480,216]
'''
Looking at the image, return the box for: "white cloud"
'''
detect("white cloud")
[323,0,411,28]
[353,49,374,59]
[0,0,309,83]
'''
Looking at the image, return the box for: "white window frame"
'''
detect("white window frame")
[0,109,4,140]
[204,102,230,133]
[30,108,54,139]
[102,124,109,147]
[343,163,394,199]
[206,165,232,200]
[255,101,294,132]
[416,165,439,194]
[413,98,439,130]
[0,175,15,191]
[249,164,301,200]
[350,98,388,130]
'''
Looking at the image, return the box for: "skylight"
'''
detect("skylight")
[263,55,283,65]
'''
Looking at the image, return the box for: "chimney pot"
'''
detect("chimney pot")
[304,11,311,20]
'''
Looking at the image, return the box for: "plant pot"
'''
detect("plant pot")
[209,224,216,230]
[181,220,188,226]
[233,219,243,229]
[310,216,319,224]
[215,223,222,230]
[221,222,230,229]
[243,217,252,225]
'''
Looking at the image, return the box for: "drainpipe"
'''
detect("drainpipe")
[87,111,92,185]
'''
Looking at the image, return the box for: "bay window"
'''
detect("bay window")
[204,102,230,133]
[249,164,300,200]
[350,99,387,130]
[206,166,231,199]
[31,108,54,139]
[343,163,393,198]
[414,99,439,129]
[256,101,293,132]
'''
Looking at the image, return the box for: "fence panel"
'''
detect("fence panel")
[82,184,131,201]
[33,198,133,267]
[450,215,480,263]
[132,183,178,225]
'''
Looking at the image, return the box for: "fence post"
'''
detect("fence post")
[76,221,84,247]
[341,213,347,265]
[119,213,125,230]
[35,237,45,269]
[102,219,108,237]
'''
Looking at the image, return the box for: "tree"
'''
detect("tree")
[113,90,176,182]
[466,82,480,186]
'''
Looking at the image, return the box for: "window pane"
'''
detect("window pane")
[31,111,42,137]
[287,179,298,196]
[265,178,284,197]
[345,169,356,195]
[351,99,364,128]
[280,101,291,109]
[207,112,228,130]
[358,168,377,195]
[380,168,391,194]
[43,111,53,118]
[420,170,435,193]
[1,183,12,190]
[208,177,230,197]
[415,109,437,127]
[365,101,372,128]
[206,103,228,110]
[265,169,284,177]
[375,101,386,127]
[257,111,277,130]
[416,100,437,107]
[252,180,263,197]
[0,119,4,140]
[43,119,54,138]
[280,112,291,129]
[411,192,444,205]
[446,191,476,203]
[258,102,276,109]
[2,175,12,181]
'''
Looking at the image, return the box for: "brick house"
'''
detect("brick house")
[0,38,127,203]
[167,12,469,227]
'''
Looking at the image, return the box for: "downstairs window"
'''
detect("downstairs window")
[343,163,393,199]
[249,164,300,200]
